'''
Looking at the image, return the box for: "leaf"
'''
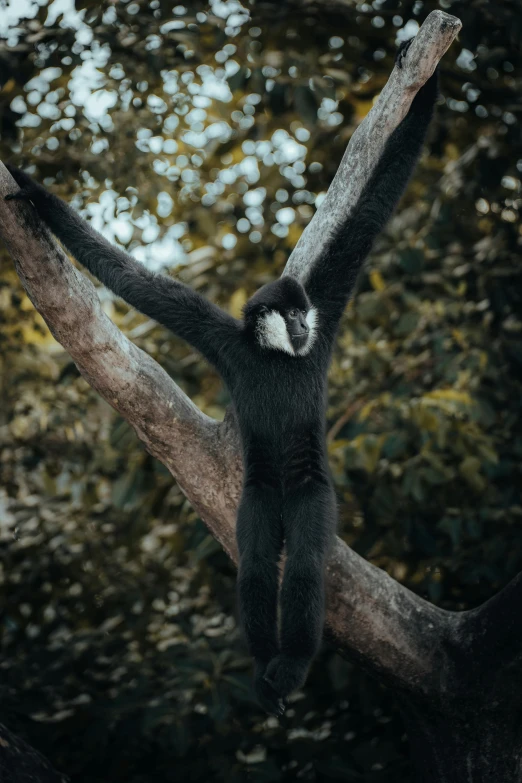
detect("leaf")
[421,466,448,486]
[438,516,462,548]
[410,520,437,556]
[426,389,473,405]
[399,247,424,274]
[358,399,378,421]
[382,432,408,459]
[394,311,419,336]
[369,269,386,291]
[402,468,425,502]
[349,434,386,473]
[459,456,486,492]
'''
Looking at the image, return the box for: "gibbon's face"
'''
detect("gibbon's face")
[256,303,317,355]
[244,277,318,357]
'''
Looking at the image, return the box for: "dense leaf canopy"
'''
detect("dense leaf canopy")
[0,0,521,780]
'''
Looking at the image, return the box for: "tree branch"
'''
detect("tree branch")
[0,11,464,696]
[460,571,522,673]
[284,10,462,281]
[0,723,69,782]
[0,175,242,558]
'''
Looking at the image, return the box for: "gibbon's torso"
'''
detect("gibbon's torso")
[228,342,331,489]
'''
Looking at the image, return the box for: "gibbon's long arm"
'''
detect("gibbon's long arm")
[304,60,438,341]
[6,166,241,373]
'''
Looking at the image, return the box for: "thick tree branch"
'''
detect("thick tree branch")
[0,179,242,557]
[0,723,69,782]
[460,571,522,673]
[0,11,465,698]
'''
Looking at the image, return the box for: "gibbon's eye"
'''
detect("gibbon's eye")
[259,306,268,315]
[289,309,298,318]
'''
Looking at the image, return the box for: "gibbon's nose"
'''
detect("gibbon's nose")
[298,312,309,333]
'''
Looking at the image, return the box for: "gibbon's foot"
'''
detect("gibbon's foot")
[255,677,286,717]
[395,38,413,68]
[263,653,310,702]
[254,663,286,717]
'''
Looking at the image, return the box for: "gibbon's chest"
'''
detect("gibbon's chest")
[230,353,327,435]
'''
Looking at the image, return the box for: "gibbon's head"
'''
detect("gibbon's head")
[244,276,317,356]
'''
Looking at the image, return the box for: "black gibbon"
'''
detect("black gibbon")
[6,43,438,716]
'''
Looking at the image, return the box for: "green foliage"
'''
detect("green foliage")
[1,0,522,781]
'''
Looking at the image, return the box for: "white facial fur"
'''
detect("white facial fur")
[300,307,318,355]
[256,307,318,356]
[257,310,293,354]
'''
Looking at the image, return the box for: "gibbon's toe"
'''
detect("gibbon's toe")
[5,190,31,202]
[264,654,310,700]
[395,38,413,68]
[255,675,286,717]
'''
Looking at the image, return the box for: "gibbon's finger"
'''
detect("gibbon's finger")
[5,189,35,202]
[395,37,413,68]
[255,676,286,717]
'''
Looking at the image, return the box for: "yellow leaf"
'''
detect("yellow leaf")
[445,142,460,161]
[350,434,386,473]
[0,78,15,94]
[451,329,467,348]
[425,389,473,405]
[459,456,485,492]
[476,443,498,465]
[359,400,377,421]
[369,270,385,292]
[411,406,440,433]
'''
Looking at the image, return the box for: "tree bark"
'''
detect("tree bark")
[5,11,520,783]
[0,723,69,782]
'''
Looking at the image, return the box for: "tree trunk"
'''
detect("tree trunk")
[403,704,522,783]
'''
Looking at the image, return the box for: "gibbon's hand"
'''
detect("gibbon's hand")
[395,38,414,68]
[395,38,440,109]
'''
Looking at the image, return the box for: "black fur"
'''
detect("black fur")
[5,51,437,716]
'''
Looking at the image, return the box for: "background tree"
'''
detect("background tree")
[0,1,521,782]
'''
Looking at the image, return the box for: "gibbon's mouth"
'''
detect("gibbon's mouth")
[291,332,309,350]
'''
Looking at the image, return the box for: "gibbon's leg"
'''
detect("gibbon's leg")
[236,484,285,715]
[264,482,336,700]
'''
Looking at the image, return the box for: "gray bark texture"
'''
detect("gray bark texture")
[0,723,69,782]
[4,10,520,783]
